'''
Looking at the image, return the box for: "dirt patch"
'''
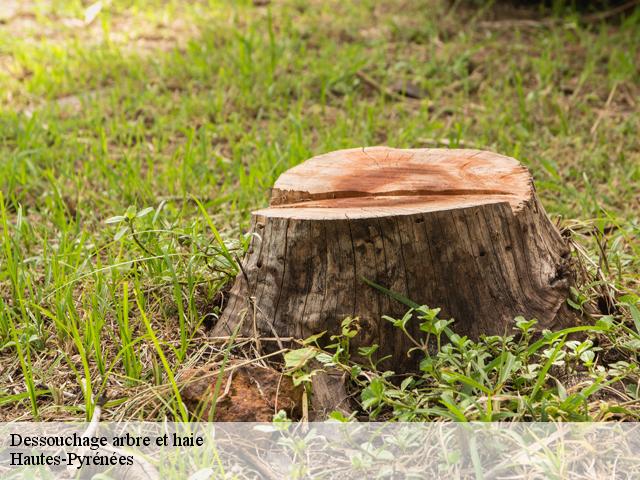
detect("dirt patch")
[181,361,303,421]
[1,1,198,54]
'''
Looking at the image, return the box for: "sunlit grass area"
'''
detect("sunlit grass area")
[0,0,638,421]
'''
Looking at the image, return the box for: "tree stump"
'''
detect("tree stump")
[214,147,576,371]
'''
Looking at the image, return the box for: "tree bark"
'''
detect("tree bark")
[214,147,576,372]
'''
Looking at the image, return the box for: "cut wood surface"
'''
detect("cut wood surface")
[215,147,576,372]
[267,147,531,216]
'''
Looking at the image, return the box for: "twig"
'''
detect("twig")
[582,0,640,23]
[214,369,235,404]
[177,349,290,390]
[479,1,640,30]
[355,70,417,102]
[204,335,295,342]
[248,300,285,351]
[129,221,157,257]
[478,18,556,29]
[591,83,618,135]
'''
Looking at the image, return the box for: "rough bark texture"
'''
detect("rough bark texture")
[309,362,352,419]
[214,147,575,372]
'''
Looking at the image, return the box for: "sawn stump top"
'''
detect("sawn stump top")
[255,147,533,220]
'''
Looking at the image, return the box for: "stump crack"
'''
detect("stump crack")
[271,188,521,207]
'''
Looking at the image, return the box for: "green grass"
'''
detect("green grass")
[0,0,638,421]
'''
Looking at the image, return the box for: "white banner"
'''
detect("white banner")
[2,422,640,479]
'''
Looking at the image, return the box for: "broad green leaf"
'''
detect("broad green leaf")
[302,331,326,345]
[284,347,317,370]
[136,207,154,218]
[361,378,385,410]
[105,215,126,224]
